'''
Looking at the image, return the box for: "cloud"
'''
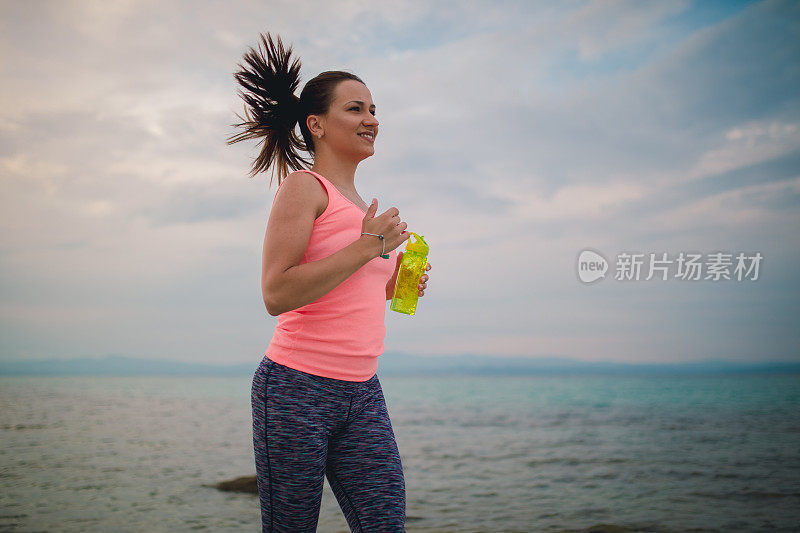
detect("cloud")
[1,0,798,364]
[564,0,691,61]
[690,120,800,181]
[494,180,645,221]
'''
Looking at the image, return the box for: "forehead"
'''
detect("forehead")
[333,79,373,105]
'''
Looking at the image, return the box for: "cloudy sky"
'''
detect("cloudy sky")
[1,0,798,366]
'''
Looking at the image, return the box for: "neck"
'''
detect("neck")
[309,148,360,191]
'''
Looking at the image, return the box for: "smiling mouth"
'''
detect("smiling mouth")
[358,132,375,141]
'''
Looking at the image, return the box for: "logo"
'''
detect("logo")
[576,249,763,284]
[577,249,608,284]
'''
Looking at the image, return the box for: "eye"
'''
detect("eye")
[349,105,376,116]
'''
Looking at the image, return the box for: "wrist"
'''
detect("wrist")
[361,232,390,259]
[358,234,382,261]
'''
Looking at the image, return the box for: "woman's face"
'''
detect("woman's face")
[315,79,379,161]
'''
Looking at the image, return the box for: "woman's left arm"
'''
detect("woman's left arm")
[385,252,432,300]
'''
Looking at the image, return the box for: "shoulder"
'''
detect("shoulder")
[275,170,328,219]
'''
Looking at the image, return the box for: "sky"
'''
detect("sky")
[1,0,798,365]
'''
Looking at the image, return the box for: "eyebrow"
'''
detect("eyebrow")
[345,100,376,109]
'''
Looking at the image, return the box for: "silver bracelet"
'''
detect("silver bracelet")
[361,232,390,259]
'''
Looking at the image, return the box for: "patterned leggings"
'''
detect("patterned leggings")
[251,356,406,532]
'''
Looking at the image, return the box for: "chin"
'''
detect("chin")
[355,148,375,162]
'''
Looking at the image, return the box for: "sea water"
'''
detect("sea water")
[1,371,799,532]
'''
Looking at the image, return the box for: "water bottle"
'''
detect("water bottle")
[390,232,429,315]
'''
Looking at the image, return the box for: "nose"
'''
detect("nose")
[364,113,379,127]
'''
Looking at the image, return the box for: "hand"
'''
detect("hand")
[385,253,433,300]
[362,198,409,258]
[386,252,402,299]
[417,260,432,297]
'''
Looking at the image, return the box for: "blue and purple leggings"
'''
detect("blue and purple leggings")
[251,356,406,532]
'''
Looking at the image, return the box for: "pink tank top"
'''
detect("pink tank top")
[264,169,397,381]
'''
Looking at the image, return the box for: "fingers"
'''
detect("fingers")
[420,264,431,282]
[367,202,409,250]
[418,263,431,296]
[367,198,377,217]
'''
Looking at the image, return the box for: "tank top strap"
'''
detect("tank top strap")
[271,169,341,210]
[294,169,338,201]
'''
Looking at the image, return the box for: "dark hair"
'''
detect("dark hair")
[227,32,364,188]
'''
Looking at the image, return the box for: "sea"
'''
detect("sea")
[1,369,799,532]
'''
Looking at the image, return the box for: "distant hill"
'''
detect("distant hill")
[378,353,800,376]
[0,354,255,377]
[1,353,798,376]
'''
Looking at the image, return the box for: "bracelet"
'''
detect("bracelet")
[361,232,390,259]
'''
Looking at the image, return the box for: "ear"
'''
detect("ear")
[307,114,324,138]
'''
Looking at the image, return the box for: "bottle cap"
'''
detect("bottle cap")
[404,232,428,254]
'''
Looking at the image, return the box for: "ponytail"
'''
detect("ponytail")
[227,32,310,187]
[228,32,367,189]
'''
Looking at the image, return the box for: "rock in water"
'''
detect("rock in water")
[215,475,258,494]
[581,525,637,533]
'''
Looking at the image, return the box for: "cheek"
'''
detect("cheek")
[331,117,357,137]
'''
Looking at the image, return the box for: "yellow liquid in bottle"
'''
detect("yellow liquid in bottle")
[390,251,427,315]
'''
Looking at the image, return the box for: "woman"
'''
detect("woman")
[227,33,431,532]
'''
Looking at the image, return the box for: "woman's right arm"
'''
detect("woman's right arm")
[260,172,383,316]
